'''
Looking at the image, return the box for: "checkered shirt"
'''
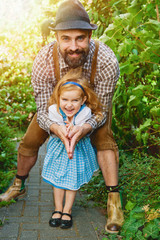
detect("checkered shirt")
[31,39,120,133]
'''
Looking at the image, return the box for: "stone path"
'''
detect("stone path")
[0,143,107,240]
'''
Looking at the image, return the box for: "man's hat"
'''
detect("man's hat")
[50,0,97,31]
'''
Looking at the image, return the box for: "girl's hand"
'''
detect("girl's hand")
[64,121,74,134]
[68,123,92,159]
[50,123,71,158]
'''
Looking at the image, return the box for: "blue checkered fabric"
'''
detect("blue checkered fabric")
[42,136,99,190]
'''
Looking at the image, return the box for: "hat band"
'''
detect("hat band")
[56,16,90,25]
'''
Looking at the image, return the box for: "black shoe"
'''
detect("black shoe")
[49,211,62,227]
[60,213,72,229]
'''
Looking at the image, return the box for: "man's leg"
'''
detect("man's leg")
[91,105,124,233]
[97,150,118,186]
[17,153,38,176]
[97,149,123,234]
[0,114,48,202]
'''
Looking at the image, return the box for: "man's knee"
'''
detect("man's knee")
[97,149,119,164]
[18,131,48,156]
[18,114,49,156]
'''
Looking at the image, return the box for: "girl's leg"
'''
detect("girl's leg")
[62,190,77,220]
[52,187,65,218]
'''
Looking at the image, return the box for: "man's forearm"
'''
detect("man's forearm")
[50,123,59,135]
[81,123,92,137]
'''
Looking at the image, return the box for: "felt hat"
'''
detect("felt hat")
[50,0,97,31]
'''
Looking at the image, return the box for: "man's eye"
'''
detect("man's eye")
[78,36,85,41]
[62,37,69,41]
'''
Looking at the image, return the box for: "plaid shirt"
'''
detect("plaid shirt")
[31,39,120,133]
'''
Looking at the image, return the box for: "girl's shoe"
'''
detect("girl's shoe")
[49,211,62,227]
[60,213,72,229]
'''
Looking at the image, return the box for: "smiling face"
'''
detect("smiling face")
[59,88,86,122]
[55,29,92,68]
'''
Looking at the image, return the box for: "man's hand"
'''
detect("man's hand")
[68,123,92,158]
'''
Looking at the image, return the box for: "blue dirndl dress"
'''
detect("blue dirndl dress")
[42,104,99,190]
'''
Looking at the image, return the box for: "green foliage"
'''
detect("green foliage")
[87,0,160,155]
[112,80,160,156]
[0,1,45,192]
[0,199,16,209]
[0,121,17,192]
[81,152,160,239]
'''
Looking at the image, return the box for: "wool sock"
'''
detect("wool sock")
[16,174,29,191]
[16,174,29,181]
[106,185,119,193]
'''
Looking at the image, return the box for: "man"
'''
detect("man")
[0,0,124,233]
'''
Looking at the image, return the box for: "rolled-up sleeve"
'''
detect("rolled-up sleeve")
[31,43,57,133]
[86,43,120,130]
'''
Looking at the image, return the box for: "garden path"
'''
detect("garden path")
[0,142,107,240]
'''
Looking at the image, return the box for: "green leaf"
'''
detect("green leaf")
[139,118,152,131]
[120,63,137,75]
[126,220,144,235]
[132,85,145,97]
[134,230,146,240]
[143,222,160,239]
[128,95,141,107]
[141,132,149,145]
[147,19,160,32]
[122,217,136,230]
[132,211,145,220]
[150,106,160,117]
[125,201,136,210]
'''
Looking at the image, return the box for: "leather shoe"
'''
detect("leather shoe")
[49,211,62,227]
[105,192,124,233]
[60,213,72,229]
[0,178,26,202]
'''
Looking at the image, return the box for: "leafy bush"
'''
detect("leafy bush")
[0,120,17,192]
[0,1,44,192]
[86,0,160,155]
[81,152,160,239]
[81,1,160,239]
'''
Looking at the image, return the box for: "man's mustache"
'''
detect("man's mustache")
[66,49,84,55]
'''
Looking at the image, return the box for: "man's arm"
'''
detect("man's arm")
[31,42,57,133]
[86,43,120,131]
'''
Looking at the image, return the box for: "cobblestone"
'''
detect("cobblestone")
[0,143,107,239]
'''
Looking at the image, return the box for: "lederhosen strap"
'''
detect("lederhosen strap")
[53,42,60,82]
[90,40,99,88]
[52,40,99,86]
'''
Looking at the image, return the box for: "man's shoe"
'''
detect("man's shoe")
[105,192,124,234]
[0,178,26,202]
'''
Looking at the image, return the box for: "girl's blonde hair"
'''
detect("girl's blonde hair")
[49,67,103,121]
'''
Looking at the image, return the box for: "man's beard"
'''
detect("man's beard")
[61,49,89,68]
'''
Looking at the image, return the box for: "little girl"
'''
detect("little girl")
[42,69,102,229]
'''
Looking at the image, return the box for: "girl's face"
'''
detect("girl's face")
[59,89,86,121]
